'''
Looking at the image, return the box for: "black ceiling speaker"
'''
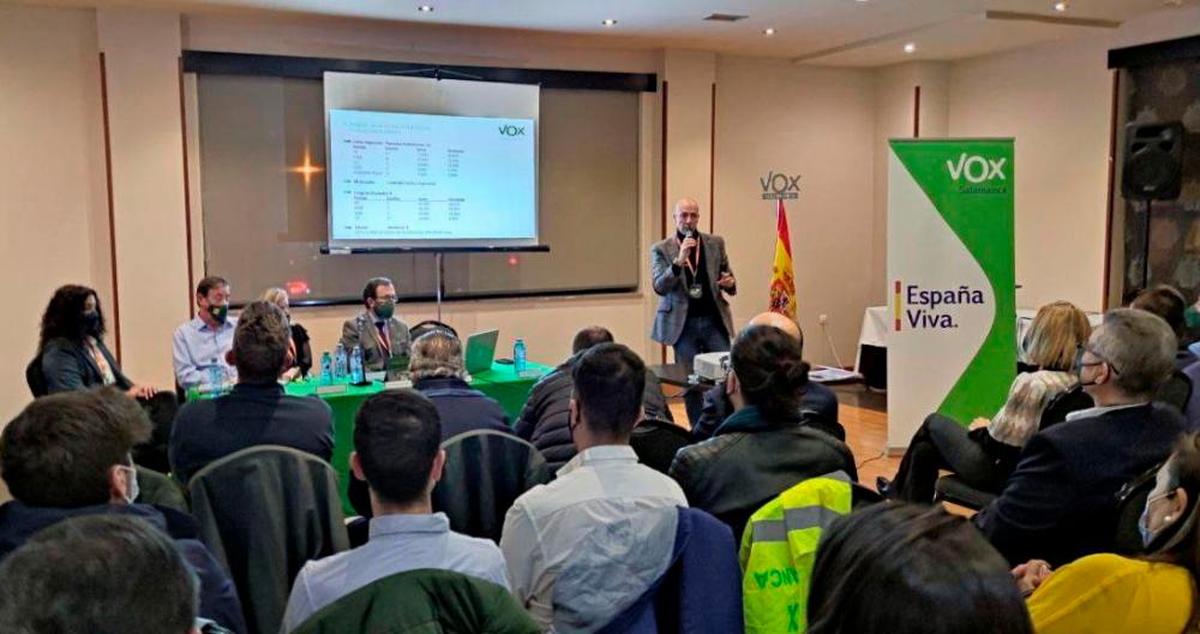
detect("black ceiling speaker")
[1122,121,1183,201]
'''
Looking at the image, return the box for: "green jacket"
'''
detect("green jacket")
[293,568,539,634]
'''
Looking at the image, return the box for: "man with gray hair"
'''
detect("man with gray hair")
[411,330,511,441]
[975,308,1186,567]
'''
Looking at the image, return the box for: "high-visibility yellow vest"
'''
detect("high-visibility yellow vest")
[739,472,853,634]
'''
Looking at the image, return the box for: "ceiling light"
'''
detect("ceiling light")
[1053,1,1068,11]
[602,18,618,27]
[417,5,433,12]
[903,42,916,54]
[763,27,776,36]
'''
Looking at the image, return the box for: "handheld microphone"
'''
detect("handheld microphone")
[684,229,694,239]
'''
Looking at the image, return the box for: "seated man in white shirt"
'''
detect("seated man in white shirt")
[501,343,688,631]
[281,389,509,632]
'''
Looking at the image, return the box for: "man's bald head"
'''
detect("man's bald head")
[673,198,700,234]
[748,312,803,355]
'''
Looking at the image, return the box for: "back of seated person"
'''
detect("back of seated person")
[0,388,245,633]
[169,300,333,484]
[409,330,511,441]
[514,326,672,473]
[975,308,1187,567]
[670,324,857,541]
[807,503,1033,634]
[282,389,508,632]
[0,515,201,634]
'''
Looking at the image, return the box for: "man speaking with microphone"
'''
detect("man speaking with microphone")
[651,197,737,368]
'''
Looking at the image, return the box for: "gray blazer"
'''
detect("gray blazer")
[340,311,412,378]
[650,232,736,346]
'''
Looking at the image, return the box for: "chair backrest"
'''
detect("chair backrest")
[1157,370,1194,415]
[1039,385,1094,431]
[630,418,693,475]
[1113,460,1165,555]
[1184,360,1200,427]
[432,430,551,542]
[188,445,348,634]
[25,354,46,398]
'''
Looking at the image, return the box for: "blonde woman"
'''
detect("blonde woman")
[263,287,312,380]
[880,301,1092,503]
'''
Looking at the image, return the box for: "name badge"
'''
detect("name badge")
[688,284,703,299]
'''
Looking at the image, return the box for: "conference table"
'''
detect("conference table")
[191,361,553,515]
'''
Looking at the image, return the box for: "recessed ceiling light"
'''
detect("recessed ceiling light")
[417,5,433,12]
[903,42,916,54]
[1053,1,1068,11]
[763,27,776,36]
[602,18,618,27]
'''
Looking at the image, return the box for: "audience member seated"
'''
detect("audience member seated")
[340,277,411,379]
[881,301,1090,502]
[170,301,333,484]
[975,308,1186,566]
[0,515,203,634]
[1017,432,1200,633]
[807,503,1033,634]
[1131,285,1197,370]
[173,276,238,391]
[263,286,312,381]
[410,330,511,440]
[282,390,508,632]
[33,284,157,398]
[501,344,687,630]
[692,311,841,441]
[0,388,245,633]
[669,324,857,540]
[514,326,671,473]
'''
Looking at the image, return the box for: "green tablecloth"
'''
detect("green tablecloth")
[263,361,551,514]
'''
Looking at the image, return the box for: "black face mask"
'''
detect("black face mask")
[83,311,102,336]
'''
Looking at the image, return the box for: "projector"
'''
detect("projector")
[693,351,731,383]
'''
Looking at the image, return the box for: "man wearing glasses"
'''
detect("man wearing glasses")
[341,277,412,380]
[975,308,1186,568]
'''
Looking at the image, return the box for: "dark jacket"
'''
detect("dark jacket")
[414,376,512,440]
[597,507,743,634]
[0,501,247,634]
[293,568,538,634]
[668,405,858,541]
[692,381,843,441]
[974,402,1186,567]
[169,381,334,484]
[514,352,671,473]
[290,323,313,377]
[39,336,133,394]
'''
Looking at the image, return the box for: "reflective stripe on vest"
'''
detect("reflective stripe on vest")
[740,471,853,634]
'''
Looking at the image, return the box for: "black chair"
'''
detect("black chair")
[934,474,998,511]
[1039,385,1094,431]
[25,355,46,398]
[630,417,693,475]
[1113,461,1164,555]
[410,319,458,341]
[432,430,550,542]
[1157,370,1193,415]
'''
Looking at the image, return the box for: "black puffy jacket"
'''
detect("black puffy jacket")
[514,352,672,474]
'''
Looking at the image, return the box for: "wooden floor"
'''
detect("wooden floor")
[665,383,901,488]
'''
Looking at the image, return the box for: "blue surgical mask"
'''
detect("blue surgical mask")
[1139,490,1173,547]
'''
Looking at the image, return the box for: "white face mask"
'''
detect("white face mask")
[119,464,139,504]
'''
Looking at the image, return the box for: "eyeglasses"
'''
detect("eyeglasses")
[1075,344,1121,375]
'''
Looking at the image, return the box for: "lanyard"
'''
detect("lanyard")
[371,321,391,354]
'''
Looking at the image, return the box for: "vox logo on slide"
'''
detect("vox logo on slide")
[946,154,1008,193]
[498,125,526,136]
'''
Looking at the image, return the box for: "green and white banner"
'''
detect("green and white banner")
[887,139,1016,449]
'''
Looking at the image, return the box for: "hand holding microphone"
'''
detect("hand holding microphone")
[675,229,698,270]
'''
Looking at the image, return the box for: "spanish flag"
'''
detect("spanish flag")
[768,199,797,319]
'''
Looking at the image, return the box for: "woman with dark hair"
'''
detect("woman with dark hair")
[1017,432,1200,633]
[34,285,155,398]
[808,503,1033,634]
[668,324,856,539]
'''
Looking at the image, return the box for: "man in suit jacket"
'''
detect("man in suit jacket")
[341,277,412,379]
[650,198,737,368]
[975,308,1186,567]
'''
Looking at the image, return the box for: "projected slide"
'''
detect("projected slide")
[328,109,536,243]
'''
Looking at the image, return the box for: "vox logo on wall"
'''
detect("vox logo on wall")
[760,171,801,200]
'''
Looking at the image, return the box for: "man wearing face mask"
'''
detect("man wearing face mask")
[172,276,238,391]
[975,308,1186,568]
[341,277,412,379]
[0,387,247,633]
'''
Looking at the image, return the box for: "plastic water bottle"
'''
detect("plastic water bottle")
[319,352,333,385]
[349,345,365,384]
[334,342,347,381]
[207,364,224,393]
[513,338,527,375]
